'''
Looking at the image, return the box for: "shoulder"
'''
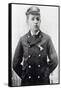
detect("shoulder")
[41,31,51,42]
[19,32,29,43]
[41,32,54,48]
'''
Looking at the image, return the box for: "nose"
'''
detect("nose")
[34,19,38,24]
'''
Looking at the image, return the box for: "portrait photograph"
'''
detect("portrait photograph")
[8,3,60,87]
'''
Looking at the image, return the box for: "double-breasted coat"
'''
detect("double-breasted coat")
[13,31,58,86]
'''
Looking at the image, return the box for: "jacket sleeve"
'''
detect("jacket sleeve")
[13,38,24,78]
[47,36,58,73]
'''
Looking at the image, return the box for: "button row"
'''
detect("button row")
[28,54,41,58]
[28,65,41,68]
[28,76,40,79]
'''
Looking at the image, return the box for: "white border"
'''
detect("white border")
[0,0,61,90]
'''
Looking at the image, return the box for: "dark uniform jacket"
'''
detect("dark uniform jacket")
[13,31,58,86]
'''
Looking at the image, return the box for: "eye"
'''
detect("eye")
[32,17,34,21]
[36,17,40,21]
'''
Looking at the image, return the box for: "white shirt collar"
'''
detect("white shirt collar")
[30,30,40,36]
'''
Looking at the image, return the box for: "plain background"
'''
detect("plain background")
[0,0,61,90]
[12,4,59,84]
[12,4,58,57]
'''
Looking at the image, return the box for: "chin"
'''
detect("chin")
[34,29,39,32]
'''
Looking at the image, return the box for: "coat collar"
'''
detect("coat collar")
[27,30,43,46]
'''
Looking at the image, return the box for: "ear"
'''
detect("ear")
[40,16,41,23]
[26,18,29,26]
[39,19,41,24]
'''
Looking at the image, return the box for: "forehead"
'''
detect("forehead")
[28,14,40,18]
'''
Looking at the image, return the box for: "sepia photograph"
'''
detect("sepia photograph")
[8,3,60,87]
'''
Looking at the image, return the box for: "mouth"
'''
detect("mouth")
[35,24,39,28]
[34,25,39,29]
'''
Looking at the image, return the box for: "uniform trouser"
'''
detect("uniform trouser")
[21,77,50,86]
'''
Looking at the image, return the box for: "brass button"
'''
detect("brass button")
[38,76,40,79]
[28,65,31,68]
[38,54,41,57]
[28,35,30,38]
[38,65,40,67]
[28,55,31,58]
[29,76,31,79]
[29,45,30,47]
[39,35,41,38]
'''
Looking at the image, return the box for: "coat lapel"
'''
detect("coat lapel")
[27,30,43,46]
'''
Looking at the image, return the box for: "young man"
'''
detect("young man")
[13,6,58,86]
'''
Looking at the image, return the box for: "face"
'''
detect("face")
[27,14,41,34]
